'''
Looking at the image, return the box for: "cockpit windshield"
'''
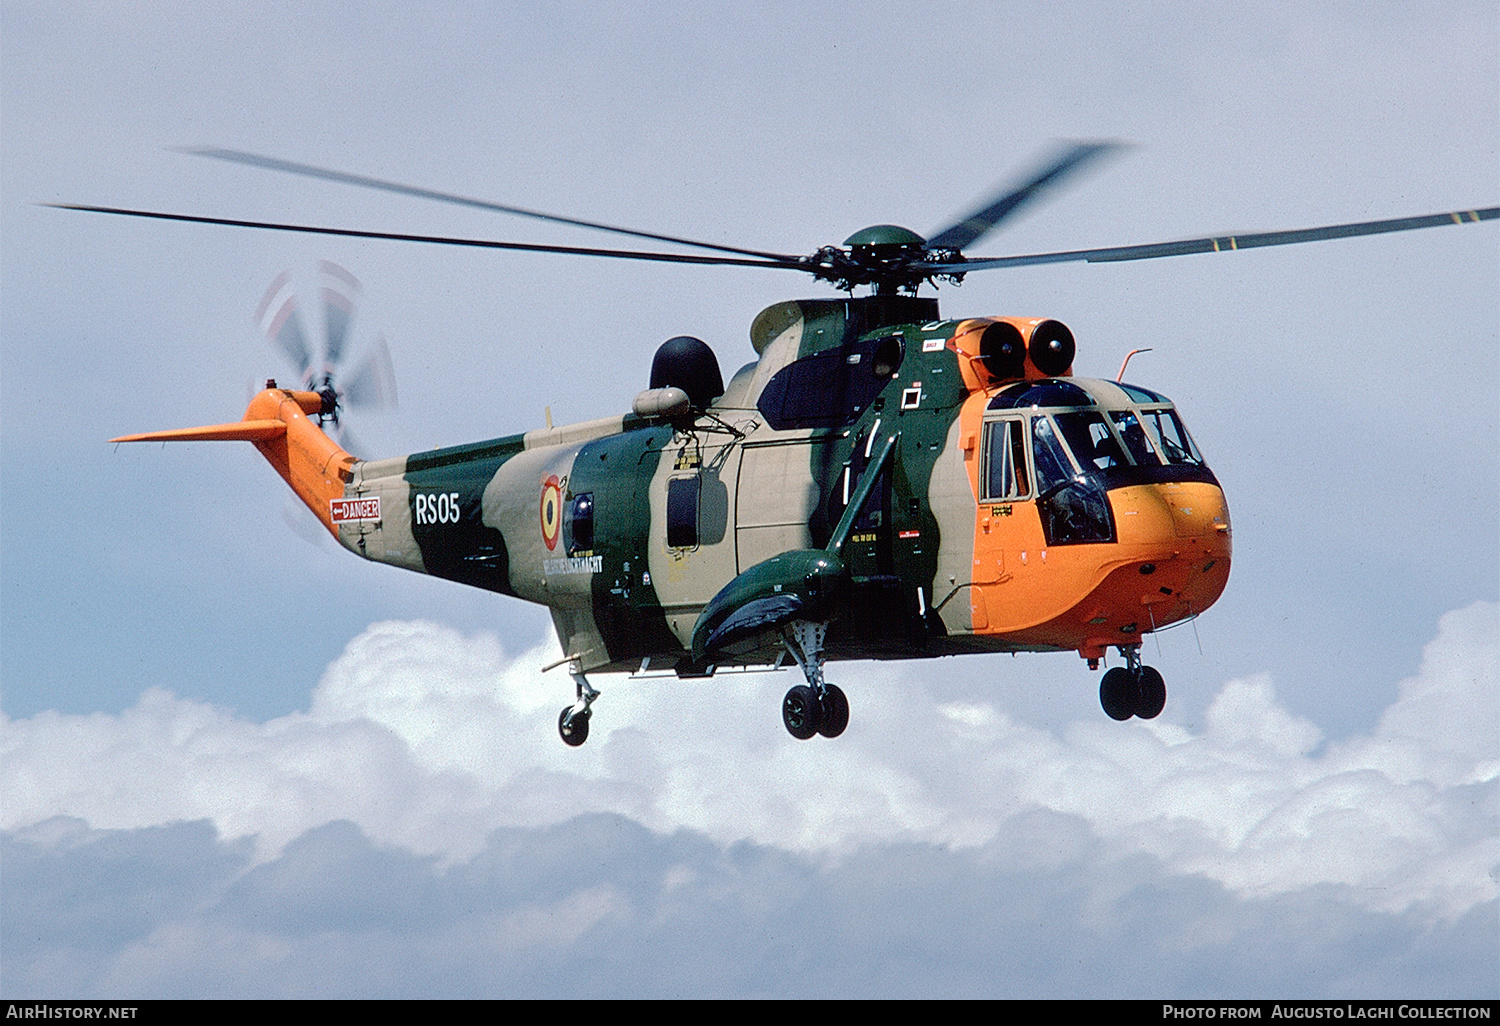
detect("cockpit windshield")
[983,378,1216,496]
[1053,411,1127,472]
[1107,411,1157,465]
[980,378,1216,544]
[1139,407,1204,465]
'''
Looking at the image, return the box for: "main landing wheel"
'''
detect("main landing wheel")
[782,685,822,740]
[1134,666,1166,720]
[782,684,851,740]
[817,684,849,738]
[1099,666,1167,721]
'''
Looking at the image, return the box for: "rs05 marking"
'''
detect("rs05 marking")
[415,491,462,525]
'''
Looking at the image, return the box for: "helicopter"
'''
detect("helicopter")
[65,142,1497,746]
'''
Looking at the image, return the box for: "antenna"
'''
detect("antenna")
[1116,348,1153,381]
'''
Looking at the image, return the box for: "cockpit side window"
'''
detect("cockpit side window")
[1030,415,1076,491]
[981,418,1030,501]
[1031,414,1114,545]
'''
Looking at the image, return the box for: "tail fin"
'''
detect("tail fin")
[112,386,358,536]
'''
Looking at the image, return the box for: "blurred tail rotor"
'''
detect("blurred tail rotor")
[319,259,358,371]
[255,261,397,452]
[255,263,397,546]
[255,270,314,382]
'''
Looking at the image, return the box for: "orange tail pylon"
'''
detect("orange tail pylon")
[111,386,357,536]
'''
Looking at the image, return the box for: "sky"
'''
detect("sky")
[2,0,1496,999]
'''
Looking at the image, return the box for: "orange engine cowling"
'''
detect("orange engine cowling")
[952,317,1076,392]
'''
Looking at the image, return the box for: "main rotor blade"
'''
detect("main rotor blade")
[925,141,1124,252]
[47,204,813,271]
[184,147,803,263]
[920,206,1499,273]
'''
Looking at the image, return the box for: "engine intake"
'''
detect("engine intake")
[953,317,1076,391]
[1028,319,1075,377]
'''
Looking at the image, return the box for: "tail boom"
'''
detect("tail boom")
[112,387,358,536]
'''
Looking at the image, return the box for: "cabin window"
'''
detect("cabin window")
[982,419,1030,501]
[756,335,903,430]
[852,464,889,533]
[666,476,699,548]
[870,334,904,379]
[565,492,594,552]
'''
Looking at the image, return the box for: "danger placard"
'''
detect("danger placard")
[330,496,382,523]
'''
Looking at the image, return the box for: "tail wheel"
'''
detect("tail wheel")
[782,685,823,740]
[558,706,590,746]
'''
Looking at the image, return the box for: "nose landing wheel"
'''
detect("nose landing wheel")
[1099,649,1166,720]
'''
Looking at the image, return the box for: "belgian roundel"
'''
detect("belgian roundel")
[539,475,562,551]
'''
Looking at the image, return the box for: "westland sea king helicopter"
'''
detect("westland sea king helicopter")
[64,143,1497,745]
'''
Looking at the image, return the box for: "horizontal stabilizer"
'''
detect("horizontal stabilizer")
[110,420,287,443]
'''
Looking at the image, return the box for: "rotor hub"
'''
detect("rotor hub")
[814,224,939,294]
[842,224,926,249]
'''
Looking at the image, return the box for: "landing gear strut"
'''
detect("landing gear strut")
[558,664,599,746]
[780,621,849,740]
[1099,645,1166,721]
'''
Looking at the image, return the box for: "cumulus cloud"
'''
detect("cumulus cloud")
[2,602,1496,996]
[5,811,1493,998]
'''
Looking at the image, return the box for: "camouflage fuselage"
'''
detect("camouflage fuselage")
[328,295,1232,674]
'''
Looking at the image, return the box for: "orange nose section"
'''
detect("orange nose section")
[1113,481,1232,545]
[1070,482,1231,659]
[967,476,1231,653]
